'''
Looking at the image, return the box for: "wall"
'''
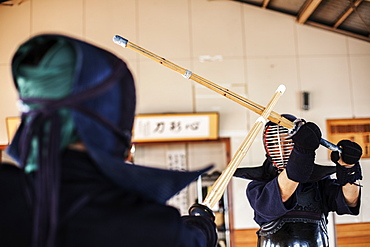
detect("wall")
[1,0,369,232]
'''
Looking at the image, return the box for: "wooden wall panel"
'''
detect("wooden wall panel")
[327,118,370,158]
[234,228,258,247]
[336,222,370,247]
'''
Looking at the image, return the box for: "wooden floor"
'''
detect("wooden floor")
[234,222,370,247]
[336,222,370,247]
[234,228,258,247]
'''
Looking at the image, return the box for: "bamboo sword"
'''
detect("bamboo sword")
[112,35,341,153]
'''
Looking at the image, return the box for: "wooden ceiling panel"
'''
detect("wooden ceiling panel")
[232,0,370,42]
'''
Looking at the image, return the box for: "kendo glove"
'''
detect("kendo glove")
[188,203,215,221]
[181,204,218,247]
[291,120,322,153]
[331,140,363,186]
[286,121,322,183]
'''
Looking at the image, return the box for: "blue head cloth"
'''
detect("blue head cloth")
[8,34,211,204]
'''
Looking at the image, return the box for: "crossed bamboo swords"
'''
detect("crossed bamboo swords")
[113,35,341,210]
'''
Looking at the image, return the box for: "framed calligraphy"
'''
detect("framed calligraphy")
[132,113,219,143]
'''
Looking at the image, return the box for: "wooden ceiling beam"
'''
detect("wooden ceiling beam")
[306,20,370,42]
[297,0,322,24]
[262,0,270,8]
[334,0,364,28]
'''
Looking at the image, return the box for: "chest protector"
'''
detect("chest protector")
[257,183,329,247]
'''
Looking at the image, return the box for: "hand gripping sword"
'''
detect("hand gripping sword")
[195,84,285,211]
[112,35,341,153]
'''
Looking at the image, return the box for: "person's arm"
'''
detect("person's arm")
[336,158,360,207]
[277,169,299,202]
[331,140,362,208]
[285,121,322,184]
[248,121,322,222]
[279,121,321,202]
[247,177,297,224]
[276,120,322,203]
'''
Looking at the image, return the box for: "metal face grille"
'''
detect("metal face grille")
[264,124,294,169]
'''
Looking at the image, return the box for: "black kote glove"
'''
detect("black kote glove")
[286,121,322,183]
[181,204,217,247]
[331,140,362,164]
[331,140,363,186]
[189,203,215,221]
[291,121,322,153]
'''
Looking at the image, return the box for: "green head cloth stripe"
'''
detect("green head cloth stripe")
[14,38,78,172]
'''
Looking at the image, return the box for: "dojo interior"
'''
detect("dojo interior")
[0,0,369,246]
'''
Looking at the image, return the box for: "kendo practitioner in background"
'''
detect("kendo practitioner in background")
[0,34,217,247]
[234,115,362,247]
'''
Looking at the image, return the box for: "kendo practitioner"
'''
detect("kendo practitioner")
[234,115,362,247]
[0,34,217,247]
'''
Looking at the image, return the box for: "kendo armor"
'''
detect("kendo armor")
[258,183,329,247]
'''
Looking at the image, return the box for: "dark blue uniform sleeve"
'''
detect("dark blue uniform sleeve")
[247,177,297,225]
[319,178,361,216]
[247,176,361,227]
[176,216,218,247]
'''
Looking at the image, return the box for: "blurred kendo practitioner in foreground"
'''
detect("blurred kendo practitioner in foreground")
[0,34,217,247]
[234,115,362,247]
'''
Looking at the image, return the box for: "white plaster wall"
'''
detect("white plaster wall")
[0,0,369,231]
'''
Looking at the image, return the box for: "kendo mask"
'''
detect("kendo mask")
[263,114,297,169]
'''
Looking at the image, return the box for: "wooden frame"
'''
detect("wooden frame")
[6,116,21,144]
[327,118,370,158]
[0,144,8,161]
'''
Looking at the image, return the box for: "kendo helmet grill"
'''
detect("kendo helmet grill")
[263,114,296,169]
